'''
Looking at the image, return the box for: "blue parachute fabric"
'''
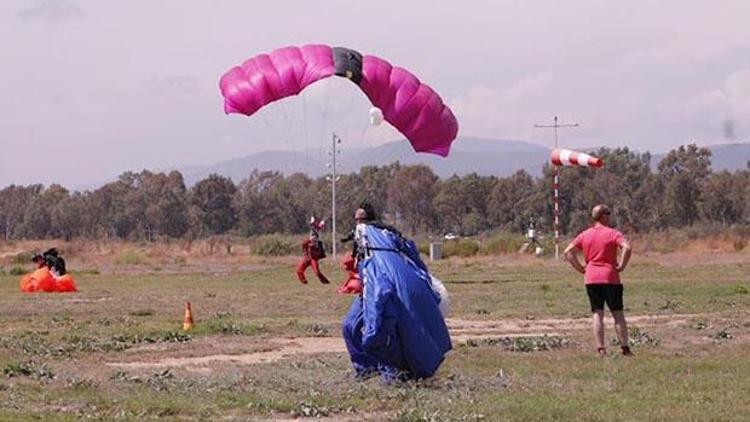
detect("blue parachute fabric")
[342,224,452,381]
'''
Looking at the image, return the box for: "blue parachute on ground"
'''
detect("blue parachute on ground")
[342,223,452,381]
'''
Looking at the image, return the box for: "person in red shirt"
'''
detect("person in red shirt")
[564,204,633,356]
[296,225,330,285]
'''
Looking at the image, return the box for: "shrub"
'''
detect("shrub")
[443,239,479,257]
[733,237,747,252]
[251,235,294,256]
[640,230,690,254]
[115,251,145,266]
[481,233,526,255]
[12,252,32,265]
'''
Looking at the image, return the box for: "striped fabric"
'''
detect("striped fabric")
[550,149,603,168]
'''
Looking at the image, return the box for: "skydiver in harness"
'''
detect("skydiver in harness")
[296,217,330,285]
[519,218,543,255]
[43,248,67,278]
[337,206,372,294]
[341,202,452,381]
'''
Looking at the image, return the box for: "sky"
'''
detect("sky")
[1,0,750,187]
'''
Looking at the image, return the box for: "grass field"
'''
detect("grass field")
[0,248,749,421]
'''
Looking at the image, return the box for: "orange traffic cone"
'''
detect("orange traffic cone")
[183,302,194,331]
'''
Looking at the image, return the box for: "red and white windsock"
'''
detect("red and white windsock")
[549,148,603,260]
[550,149,603,168]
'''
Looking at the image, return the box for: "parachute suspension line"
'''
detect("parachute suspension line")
[277,100,291,148]
[245,122,261,172]
[321,79,332,120]
[219,44,460,182]
[302,94,311,171]
[262,112,283,151]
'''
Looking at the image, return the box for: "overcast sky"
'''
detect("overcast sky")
[2,0,750,187]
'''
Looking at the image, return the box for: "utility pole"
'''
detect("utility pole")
[326,133,342,258]
[534,116,579,260]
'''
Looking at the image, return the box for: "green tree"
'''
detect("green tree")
[189,174,237,236]
[387,165,437,234]
[658,144,712,226]
[0,185,42,240]
[700,171,747,225]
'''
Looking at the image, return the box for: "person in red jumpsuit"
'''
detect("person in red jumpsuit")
[296,220,330,285]
[336,209,367,294]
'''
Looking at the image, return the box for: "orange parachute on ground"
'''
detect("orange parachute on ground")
[20,267,78,293]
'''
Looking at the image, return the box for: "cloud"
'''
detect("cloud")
[666,70,750,141]
[720,70,750,139]
[17,0,84,25]
[450,72,554,139]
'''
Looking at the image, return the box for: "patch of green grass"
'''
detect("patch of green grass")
[465,335,573,352]
[115,251,145,266]
[129,309,154,317]
[11,252,33,265]
[711,329,734,341]
[9,266,26,276]
[613,327,660,347]
[76,268,100,275]
[192,312,268,336]
[250,235,294,256]
[3,361,55,380]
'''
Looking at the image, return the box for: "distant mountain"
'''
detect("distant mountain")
[179,137,551,185]
[178,151,321,186]
[176,138,750,185]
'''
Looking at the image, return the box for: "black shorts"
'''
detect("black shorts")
[585,284,624,312]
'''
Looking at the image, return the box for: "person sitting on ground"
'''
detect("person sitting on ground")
[564,204,633,356]
[43,248,67,277]
[32,253,46,269]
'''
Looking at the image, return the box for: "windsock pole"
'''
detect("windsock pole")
[328,133,342,259]
[534,116,579,260]
[553,166,560,260]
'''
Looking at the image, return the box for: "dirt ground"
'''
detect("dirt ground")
[104,313,712,371]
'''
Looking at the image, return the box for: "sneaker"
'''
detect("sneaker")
[597,347,607,356]
[621,346,633,356]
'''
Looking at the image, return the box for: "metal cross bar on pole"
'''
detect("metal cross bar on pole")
[534,116,579,260]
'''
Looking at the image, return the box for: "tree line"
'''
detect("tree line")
[1,144,749,242]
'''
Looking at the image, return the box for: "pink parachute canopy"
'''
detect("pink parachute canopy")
[219,44,458,157]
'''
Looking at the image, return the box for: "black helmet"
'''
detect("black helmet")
[43,248,59,258]
[358,202,377,221]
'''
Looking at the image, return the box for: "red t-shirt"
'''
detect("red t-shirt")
[572,225,626,284]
